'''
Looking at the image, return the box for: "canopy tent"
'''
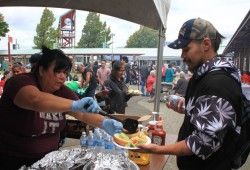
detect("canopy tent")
[0,0,171,112]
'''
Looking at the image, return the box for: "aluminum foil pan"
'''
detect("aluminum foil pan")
[19,148,139,170]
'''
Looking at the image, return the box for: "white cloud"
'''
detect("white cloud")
[0,0,249,50]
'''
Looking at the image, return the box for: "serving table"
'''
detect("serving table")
[139,134,178,170]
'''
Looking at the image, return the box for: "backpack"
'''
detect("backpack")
[228,94,250,169]
[196,70,250,169]
[215,71,250,169]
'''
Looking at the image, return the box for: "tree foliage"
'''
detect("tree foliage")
[33,8,60,49]
[0,13,9,38]
[77,12,111,48]
[126,26,158,48]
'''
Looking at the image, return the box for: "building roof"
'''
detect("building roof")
[0,47,181,59]
[223,10,250,56]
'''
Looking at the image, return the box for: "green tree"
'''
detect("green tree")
[126,26,158,48]
[0,13,9,39]
[33,8,60,49]
[77,12,111,48]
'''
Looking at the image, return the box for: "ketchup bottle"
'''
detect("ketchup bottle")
[147,121,157,140]
[152,117,166,146]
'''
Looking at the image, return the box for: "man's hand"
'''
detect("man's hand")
[166,96,185,113]
[101,119,123,136]
[72,97,101,113]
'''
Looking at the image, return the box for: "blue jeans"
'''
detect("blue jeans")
[141,77,149,96]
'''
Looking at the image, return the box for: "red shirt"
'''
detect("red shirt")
[241,73,250,83]
[0,79,6,88]
[146,75,156,93]
[0,73,78,158]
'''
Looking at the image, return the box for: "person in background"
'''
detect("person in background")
[0,72,3,80]
[0,71,9,93]
[146,70,156,103]
[92,60,100,79]
[12,63,23,76]
[3,63,23,89]
[137,18,242,170]
[0,46,122,169]
[161,63,167,82]
[241,70,250,84]
[77,64,98,98]
[140,61,150,96]
[121,56,131,85]
[165,63,175,83]
[29,53,41,73]
[95,61,134,114]
[6,62,13,79]
[173,71,188,97]
[97,59,111,88]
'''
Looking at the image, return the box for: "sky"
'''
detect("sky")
[0,0,249,51]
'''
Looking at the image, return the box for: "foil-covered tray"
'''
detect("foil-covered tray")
[19,148,139,170]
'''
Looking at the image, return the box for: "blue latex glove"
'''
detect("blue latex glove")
[72,97,101,113]
[101,119,123,136]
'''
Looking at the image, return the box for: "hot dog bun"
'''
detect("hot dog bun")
[113,133,130,146]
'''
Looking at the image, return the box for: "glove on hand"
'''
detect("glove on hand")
[101,119,123,136]
[72,97,101,113]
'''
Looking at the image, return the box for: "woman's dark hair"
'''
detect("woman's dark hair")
[35,45,72,75]
[29,53,41,64]
[111,60,123,74]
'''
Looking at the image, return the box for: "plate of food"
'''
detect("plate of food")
[113,132,151,150]
[128,89,142,96]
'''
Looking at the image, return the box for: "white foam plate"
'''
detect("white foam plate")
[112,136,151,150]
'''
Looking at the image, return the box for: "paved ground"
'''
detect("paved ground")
[63,85,250,170]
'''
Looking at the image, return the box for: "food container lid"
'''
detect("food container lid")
[148,120,157,125]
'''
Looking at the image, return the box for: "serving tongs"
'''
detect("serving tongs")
[84,104,138,133]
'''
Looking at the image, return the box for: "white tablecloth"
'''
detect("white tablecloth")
[242,84,250,100]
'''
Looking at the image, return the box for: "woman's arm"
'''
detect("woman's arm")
[14,85,73,112]
[69,112,105,128]
[84,72,91,88]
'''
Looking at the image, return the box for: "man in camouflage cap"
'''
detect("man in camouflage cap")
[138,18,242,170]
[168,18,217,49]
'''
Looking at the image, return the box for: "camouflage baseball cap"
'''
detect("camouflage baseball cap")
[168,18,217,49]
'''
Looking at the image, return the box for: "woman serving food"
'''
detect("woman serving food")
[0,46,122,169]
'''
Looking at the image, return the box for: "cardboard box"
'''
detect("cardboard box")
[111,114,152,125]
[65,115,90,139]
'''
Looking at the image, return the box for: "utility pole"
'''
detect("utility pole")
[111,33,115,60]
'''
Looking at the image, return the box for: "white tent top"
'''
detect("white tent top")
[0,0,170,30]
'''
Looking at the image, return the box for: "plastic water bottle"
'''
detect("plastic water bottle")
[104,136,114,154]
[87,131,96,150]
[80,131,88,149]
[95,132,104,153]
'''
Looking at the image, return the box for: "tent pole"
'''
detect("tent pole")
[154,24,165,116]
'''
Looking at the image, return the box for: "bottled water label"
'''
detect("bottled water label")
[105,143,113,149]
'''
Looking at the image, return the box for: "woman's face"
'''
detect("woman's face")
[8,64,12,71]
[39,62,67,93]
[12,66,22,76]
[114,65,126,80]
